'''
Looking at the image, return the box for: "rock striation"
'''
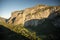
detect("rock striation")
[7,5,60,26]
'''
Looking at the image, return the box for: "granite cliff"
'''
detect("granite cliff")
[0,5,60,40]
[7,5,60,27]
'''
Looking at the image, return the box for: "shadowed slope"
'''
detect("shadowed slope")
[24,10,60,40]
[0,25,30,40]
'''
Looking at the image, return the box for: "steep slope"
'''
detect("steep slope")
[0,25,30,40]
[7,5,60,40]
[7,5,60,26]
[0,5,60,40]
[0,17,7,24]
[0,19,41,40]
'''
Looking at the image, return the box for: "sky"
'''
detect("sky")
[0,0,60,19]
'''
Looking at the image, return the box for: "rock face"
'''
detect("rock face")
[7,5,60,26]
[0,17,7,23]
[7,10,23,24]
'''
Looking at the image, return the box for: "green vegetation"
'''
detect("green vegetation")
[0,16,60,40]
[0,20,41,40]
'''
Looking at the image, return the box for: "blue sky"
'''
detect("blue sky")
[0,0,60,18]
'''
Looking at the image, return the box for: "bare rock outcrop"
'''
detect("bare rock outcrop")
[7,5,60,26]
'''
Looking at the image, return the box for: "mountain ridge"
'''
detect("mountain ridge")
[7,5,60,26]
[0,4,60,40]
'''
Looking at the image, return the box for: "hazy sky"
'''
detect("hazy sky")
[0,0,60,18]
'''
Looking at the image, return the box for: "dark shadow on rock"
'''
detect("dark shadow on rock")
[0,25,30,40]
[24,11,60,40]
[12,17,16,23]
